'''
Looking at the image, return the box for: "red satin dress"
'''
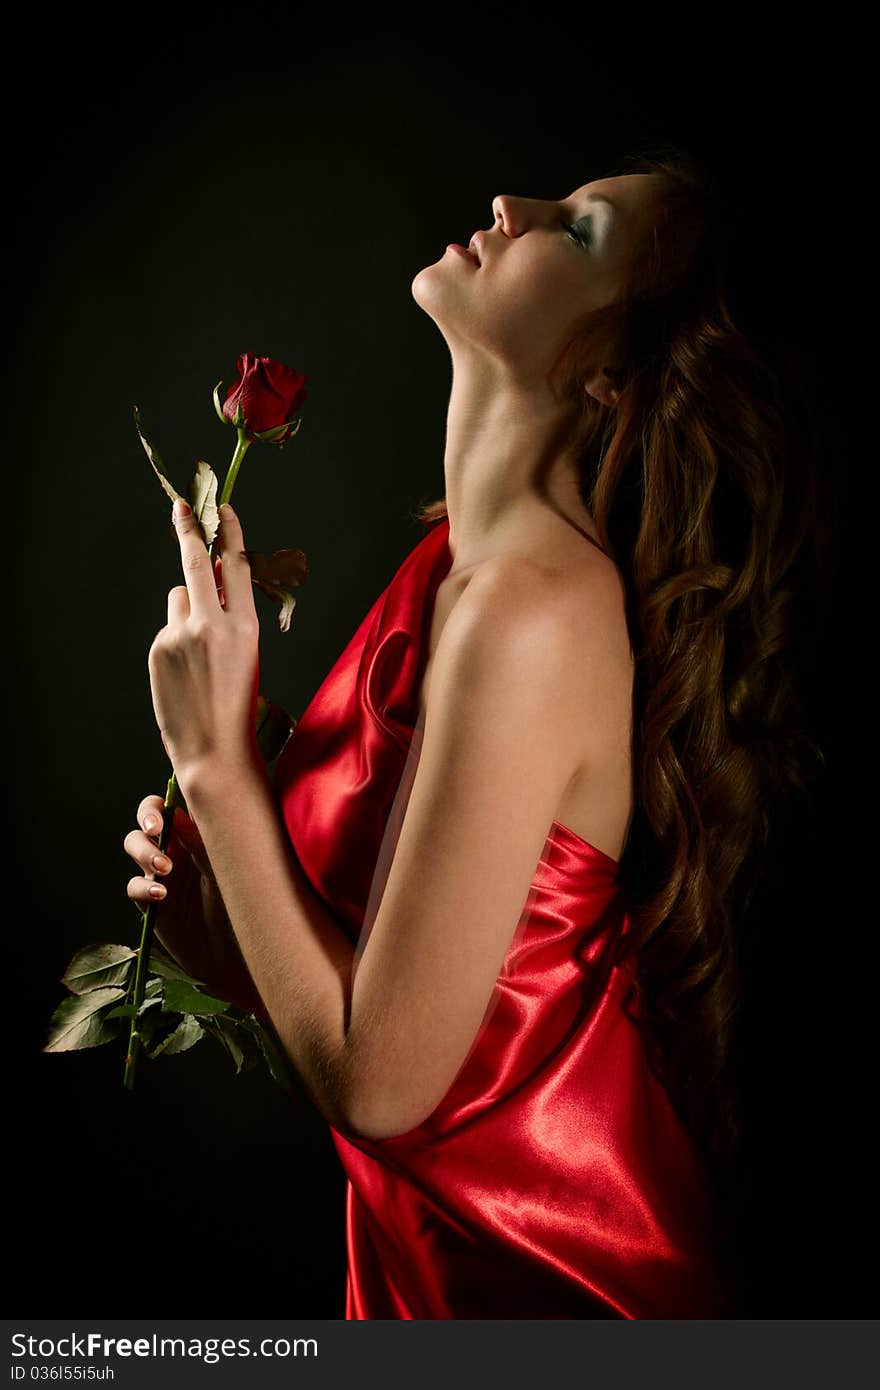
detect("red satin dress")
[273,514,734,1319]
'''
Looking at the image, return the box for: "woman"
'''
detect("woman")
[122,147,836,1318]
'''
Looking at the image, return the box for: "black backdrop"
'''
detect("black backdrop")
[8,1,868,1317]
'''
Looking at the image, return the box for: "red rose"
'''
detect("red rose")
[217,351,307,444]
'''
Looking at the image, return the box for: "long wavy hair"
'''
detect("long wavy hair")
[408,143,841,1289]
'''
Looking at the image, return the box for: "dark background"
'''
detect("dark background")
[9,1,869,1316]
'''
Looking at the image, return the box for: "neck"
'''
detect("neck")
[440,357,604,577]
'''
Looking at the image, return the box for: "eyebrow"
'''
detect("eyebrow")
[578,193,617,215]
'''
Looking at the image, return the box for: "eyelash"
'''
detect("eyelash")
[561,219,590,250]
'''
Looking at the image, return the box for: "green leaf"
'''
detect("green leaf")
[133,405,183,503]
[213,379,228,426]
[148,942,208,986]
[60,943,137,994]
[137,995,163,1016]
[134,1007,165,1050]
[241,1015,300,1098]
[105,995,161,1022]
[105,1002,137,1020]
[161,979,233,1016]
[205,1016,261,1074]
[254,416,303,446]
[252,422,289,443]
[42,987,127,1052]
[147,1015,206,1057]
[255,696,295,764]
[188,458,220,549]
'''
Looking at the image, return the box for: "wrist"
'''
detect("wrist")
[179,750,268,812]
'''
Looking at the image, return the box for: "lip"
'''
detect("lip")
[468,231,485,264]
[446,243,479,267]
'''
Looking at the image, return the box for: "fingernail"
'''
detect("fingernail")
[219,503,235,519]
[152,854,172,873]
[149,884,167,899]
[173,497,191,520]
[143,815,159,834]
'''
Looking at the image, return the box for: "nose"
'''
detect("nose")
[490,194,552,237]
[491,194,515,235]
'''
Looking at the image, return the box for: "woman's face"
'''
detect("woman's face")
[412,172,664,388]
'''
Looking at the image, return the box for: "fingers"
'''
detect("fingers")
[125,800,215,913]
[172,498,218,618]
[167,585,190,625]
[127,872,168,906]
[127,797,173,909]
[124,825,174,878]
[137,795,167,838]
[216,504,257,618]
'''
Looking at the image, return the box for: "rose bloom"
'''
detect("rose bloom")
[221,351,308,443]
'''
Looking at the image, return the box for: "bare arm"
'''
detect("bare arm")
[179,757,357,1126]
[181,557,589,1140]
[341,560,587,1138]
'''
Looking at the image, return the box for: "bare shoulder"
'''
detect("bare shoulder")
[446,546,632,688]
[446,553,572,651]
[433,546,633,790]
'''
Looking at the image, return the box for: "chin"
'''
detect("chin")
[411,257,443,288]
[410,262,449,312]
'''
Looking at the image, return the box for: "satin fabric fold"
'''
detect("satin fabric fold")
[274,516,733,1319]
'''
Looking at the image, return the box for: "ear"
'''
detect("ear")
[583,366,621,409]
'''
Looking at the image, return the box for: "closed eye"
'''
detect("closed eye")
[560,217,592,251]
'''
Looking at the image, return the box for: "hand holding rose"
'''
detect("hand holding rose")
[44,351,309,1092]
[148,498,263,804]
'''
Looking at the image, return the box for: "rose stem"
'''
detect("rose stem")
[122,427,252,1090]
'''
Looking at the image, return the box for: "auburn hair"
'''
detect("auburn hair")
[408,143,841,1284]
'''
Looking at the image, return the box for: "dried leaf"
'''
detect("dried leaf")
[246,551,307,630]
[254,581,297,633]
[133,405,182,503]
[42,987,127,1052]
[60,943,137,994]
[188,459,220,548]
[245,548,308,588]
